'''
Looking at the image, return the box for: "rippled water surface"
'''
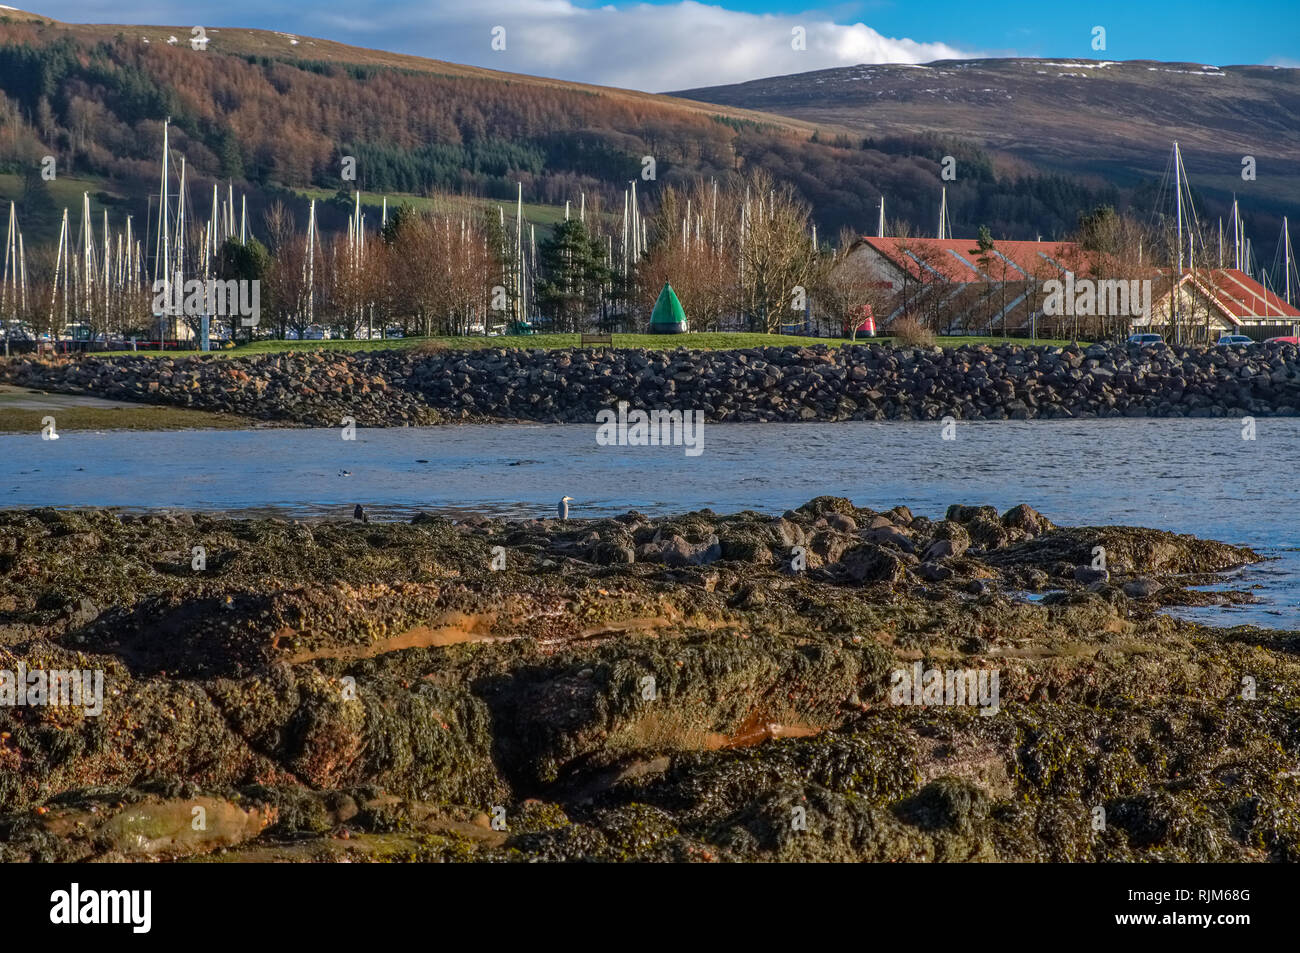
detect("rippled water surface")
[5,418,1297,627]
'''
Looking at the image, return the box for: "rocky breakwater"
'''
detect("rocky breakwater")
[5,340,1300,426]
[0,350,436,427]
[3,498,1298,862]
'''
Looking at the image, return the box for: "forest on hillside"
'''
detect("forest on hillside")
[0,18,1138,249]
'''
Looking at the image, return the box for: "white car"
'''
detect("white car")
[1215,334,1254,346]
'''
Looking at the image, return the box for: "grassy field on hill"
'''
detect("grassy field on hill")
[294,189,576,230]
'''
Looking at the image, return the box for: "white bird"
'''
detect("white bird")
[557,496,574,521]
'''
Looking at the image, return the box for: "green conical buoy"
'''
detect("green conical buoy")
[650,283,687,334]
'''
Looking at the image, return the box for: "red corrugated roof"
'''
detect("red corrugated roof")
[861,237,1298,320]
[860,236,1085,284]
[1189,268,1300,320]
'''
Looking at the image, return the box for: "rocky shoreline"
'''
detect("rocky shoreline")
[5,340,1300,427]
[2,498,1297,862]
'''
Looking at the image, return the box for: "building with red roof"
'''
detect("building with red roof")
[836,235,1298,340]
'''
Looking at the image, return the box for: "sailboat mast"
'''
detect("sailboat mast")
[1174,142,1183,275]
[176,157,186,291]
[1285,216,1293,305]
[1173,142,1184,335]
[50,208,67,326]
[515,182,523,323]
[1230,199,1240,271]
[305,199,316,325]
[157,120,169,290]
[2,202,12,320]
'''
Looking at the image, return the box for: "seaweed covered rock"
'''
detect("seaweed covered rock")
[0,499,1293,863]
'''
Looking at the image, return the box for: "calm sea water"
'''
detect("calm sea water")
[5,418,1297,628]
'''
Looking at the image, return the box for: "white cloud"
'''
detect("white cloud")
[338,1,975,91]
[32,0,975,91]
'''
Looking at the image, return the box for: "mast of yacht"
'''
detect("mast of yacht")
[878,196,886,238]
[49,207,68,327]
[621,188,628,286]
[515,182,524,323]
[2,202,13,353]
[1283,217,1294,306]
[1174,142,1183,271]
[102,209,110,326]
[1229,199,1239,270]
[305,198,317,326]
[124,216,133,306]
[353,190,361,265]
[2,202,13,323]
[210,184,220,266]
[78,191,91,320]
[630,180,639,263]
[176,157,186,297]
[1173,142,1184,336]
[156,119,170,299]
[113,231,121,324]
[202,184,218,348]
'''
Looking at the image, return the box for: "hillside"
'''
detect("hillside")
[675,58,1300,215]
[0,6,836,244]
[0,9,1291,261]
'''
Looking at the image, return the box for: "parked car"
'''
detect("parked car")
[61,323,102,342]
[383,327,404,339]
[1264,335,1300,345]
[1126,333,1164,347]
[2,321,35,341]
[1216,334,1254,346]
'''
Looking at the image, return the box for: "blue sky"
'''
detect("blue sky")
[623,0,1300,65]
[21,1,1300,89]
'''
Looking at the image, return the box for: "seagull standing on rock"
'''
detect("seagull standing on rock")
[557,496,574,521]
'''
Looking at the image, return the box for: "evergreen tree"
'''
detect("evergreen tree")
[217,237,272,343]
[380,203,415,245]
[535,218,610,332]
